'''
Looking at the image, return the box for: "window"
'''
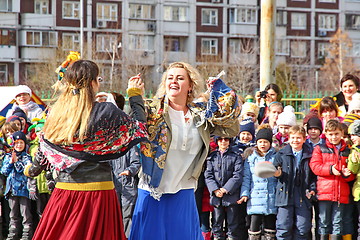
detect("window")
[129,4,154,19]
[0,0,12,11]
[319,0,336,2]
[201,38,218,55]
[318,14,336,31]
[353,42,360,57]
[291,12,307,30]
[201,9,218,26]
[63,1,80,19]
[164,6,187,21]
[291,41,307,58]
[62,33,80,51]
[276,39,290,55]
[96,34,117,52]
[26,31,57,47]
[229,8,257,24]
[35,0,49,14]
[0,29,16,45]
[277,10,287,26]
[346,14,360,30]
[128,35,153,51]
[97,3,117,21]
[164,36,185,52]
[318,42,330,58]
[0,64,7,84]
[228,38,257,54]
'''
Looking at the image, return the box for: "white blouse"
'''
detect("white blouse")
[139,106,203,194]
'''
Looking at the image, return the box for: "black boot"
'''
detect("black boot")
[320,234,329,240]
[248,230,261,240]
[264,229,276,240]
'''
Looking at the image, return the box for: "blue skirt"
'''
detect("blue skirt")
[129,188,203,240]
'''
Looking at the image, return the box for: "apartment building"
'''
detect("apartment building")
[0,0,359,91]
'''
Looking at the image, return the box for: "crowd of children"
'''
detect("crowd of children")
[2,74,360,240]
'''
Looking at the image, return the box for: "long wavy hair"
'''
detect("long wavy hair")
[155,62,205,105]
[43,60,99,144]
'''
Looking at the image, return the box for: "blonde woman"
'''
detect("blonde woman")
[126,62,240,240]
[29,60,148,240]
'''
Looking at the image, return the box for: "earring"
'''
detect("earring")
[188,90,192,96]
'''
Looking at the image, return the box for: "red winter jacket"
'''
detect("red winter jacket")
[309,139,355,204]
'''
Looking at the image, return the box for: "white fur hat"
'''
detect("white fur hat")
[348,93,360,114]
[276,105,296,126]
[15,85,32,98]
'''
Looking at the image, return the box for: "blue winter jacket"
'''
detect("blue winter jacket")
[205,146,243,207]
[241,147,278,215]
[273,144,316,208]
[1,152,32,199]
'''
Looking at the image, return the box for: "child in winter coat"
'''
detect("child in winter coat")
[310,120,355,239]
[273,125,316,240]
[238,126,278,240]
[205,137,243,240]
[346,120,360,239]
[1,131,34,240]
[235,118,256,153]
[305,116,325,151]
[273,106,297,150]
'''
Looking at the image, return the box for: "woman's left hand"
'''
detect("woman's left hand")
[128,74,144,95]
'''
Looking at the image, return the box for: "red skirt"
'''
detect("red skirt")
[33,187,126,240]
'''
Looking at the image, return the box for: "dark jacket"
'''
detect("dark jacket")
[204,146,243,207]
[110,146,140,202]
[273,144,316,208]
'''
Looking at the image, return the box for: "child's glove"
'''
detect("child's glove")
[29,191,38,200]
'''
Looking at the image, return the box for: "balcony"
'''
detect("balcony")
[0,12,19,26]
[229,24,257,36]
[0,45,17,60]
[163,22,190,35]
[20,47,56,62]
[124,50,155,66]
[21,13,55,28]
[164,51,189,63]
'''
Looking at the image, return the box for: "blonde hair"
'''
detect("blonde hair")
[1,122,20,138]
[43,60,99,144]
[155,62,205,105]
[289,125,306,138]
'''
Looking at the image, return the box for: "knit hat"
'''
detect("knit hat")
[14,85,32,97]
[306,117,323,133]
[348,93,360,114]
[0,116,5,128]
[343,113,360,125]
[240,117,255,139]
[13,108,28,122]
[348,120,360,136]
[256,128,273,144]
[12,131,27,143]
[241,102,259,118]
[276,105,296,126]
[6,115,21,123]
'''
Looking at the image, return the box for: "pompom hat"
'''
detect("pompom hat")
[349,120,360,136]
[240,117,255,139]
[348,93,360,113]
[277,105,296,126]
[241,102,259,118]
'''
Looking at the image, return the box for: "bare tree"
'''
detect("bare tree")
[320,28,359,91]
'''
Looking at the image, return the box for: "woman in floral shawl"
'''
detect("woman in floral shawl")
[127,62,240,240]
[28,60,148,240]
